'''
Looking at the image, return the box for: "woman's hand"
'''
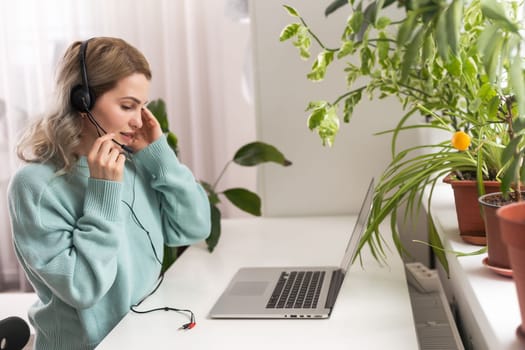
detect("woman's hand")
[131,107,163,151]
[87,133,126,182]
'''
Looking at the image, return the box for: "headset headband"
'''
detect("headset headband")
[79,40,90,100]
[70,39,94,111]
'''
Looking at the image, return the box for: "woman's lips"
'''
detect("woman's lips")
[119,132,135,143]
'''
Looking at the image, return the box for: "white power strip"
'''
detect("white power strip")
[405,262,440,293]
[405,262,465,350]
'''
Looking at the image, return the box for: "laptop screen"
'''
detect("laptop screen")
[338,178,374,273]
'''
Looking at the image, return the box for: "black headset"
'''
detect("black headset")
[70,39,134,154]
[70,40,95,112]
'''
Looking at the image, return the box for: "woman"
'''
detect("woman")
[8,37,211,349]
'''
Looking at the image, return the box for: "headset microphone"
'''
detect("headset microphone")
[71,39,134,154]
[81,100,135,154]
[83,106,135,154]
[117,142,134,154]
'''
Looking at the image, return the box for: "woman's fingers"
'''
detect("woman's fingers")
[87,134,126,181]
[141,107,163,140]
[129,108,163,151]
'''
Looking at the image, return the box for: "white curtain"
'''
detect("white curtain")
[0,0,256,291]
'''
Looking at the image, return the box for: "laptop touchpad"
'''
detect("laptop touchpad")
[229,281,269,296]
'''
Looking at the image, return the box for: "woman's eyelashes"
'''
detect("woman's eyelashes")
[120,104,135,111]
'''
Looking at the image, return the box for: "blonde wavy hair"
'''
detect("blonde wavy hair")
[17,37,152,173]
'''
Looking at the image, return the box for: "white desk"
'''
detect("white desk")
[96,216,418,349]
[428,185,523,350]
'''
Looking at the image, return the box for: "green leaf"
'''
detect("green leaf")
[282,5,299,17]
[349,11,364,35]
[344,63,361,86]
[325,0,348,17]
[307,51,335,81]
[205,203,221,252]
[307,105,328,130]
[280,23,301,42]
[337,40,356,59]
[222,188,262,216]
[510,55,525,117]
[501,156,521,194]
[477,23,497,54]
[454,247,488,257]
[480,0,508,21]
[343,91,362,123]
[375,16,391,30]
[445,54,462,78]
[435,8,449,61]
[360,46,373,75]
[397,11,416,46]
[401,25,424,82]
[513,116,525,134]
[294,26,311,60]
[421,31,434,64]
[307,103,340,146]
[478,25,503,82]
[306,100,329,111]
[445,0,463,56]
[233,142,292,167]
[502,136,521,165]
[166,131,179,155]
[371,0,386,25]
[200,180,220,205]
[377,32,389,61]
[520,157,525,190]
[463,57,478,82]
[480,0,519,32]
[317,105,340,146]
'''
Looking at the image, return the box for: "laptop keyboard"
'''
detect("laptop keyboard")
[266,271,325,309]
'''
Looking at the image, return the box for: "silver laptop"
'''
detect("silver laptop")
[209,178,375,319]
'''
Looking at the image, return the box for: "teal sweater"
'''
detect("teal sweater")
[8,136,211,350]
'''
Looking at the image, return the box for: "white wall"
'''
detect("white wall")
[250,0,418,217]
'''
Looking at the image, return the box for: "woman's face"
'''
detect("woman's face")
[80,73,150,152]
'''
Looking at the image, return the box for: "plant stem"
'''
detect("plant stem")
[298,16,339,52]
[332,86,367,105]
[212,160,233,191]
[504,95,521,201]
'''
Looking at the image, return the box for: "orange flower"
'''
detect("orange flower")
[451,131,471,151]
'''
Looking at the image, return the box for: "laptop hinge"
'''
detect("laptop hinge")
[325,269,345,309]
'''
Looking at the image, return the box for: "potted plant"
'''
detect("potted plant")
[280,0,525,272]
[147,99,292,271]
[498,201,525,337]
[479,189,525,276]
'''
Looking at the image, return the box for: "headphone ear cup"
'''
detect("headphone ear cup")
[70,84,94,111]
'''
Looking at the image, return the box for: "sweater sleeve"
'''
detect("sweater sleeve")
[133,135,211,246]
[8,168,124,309]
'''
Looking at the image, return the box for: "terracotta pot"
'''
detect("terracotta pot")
[497,202,525,337]
[443,175,501,245]
[478,193,511,269]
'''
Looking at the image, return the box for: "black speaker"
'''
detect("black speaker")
[70,40,95,111]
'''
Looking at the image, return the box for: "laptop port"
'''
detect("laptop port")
[290,315,297,318]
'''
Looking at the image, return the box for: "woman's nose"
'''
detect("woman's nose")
[130,111,143,129]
